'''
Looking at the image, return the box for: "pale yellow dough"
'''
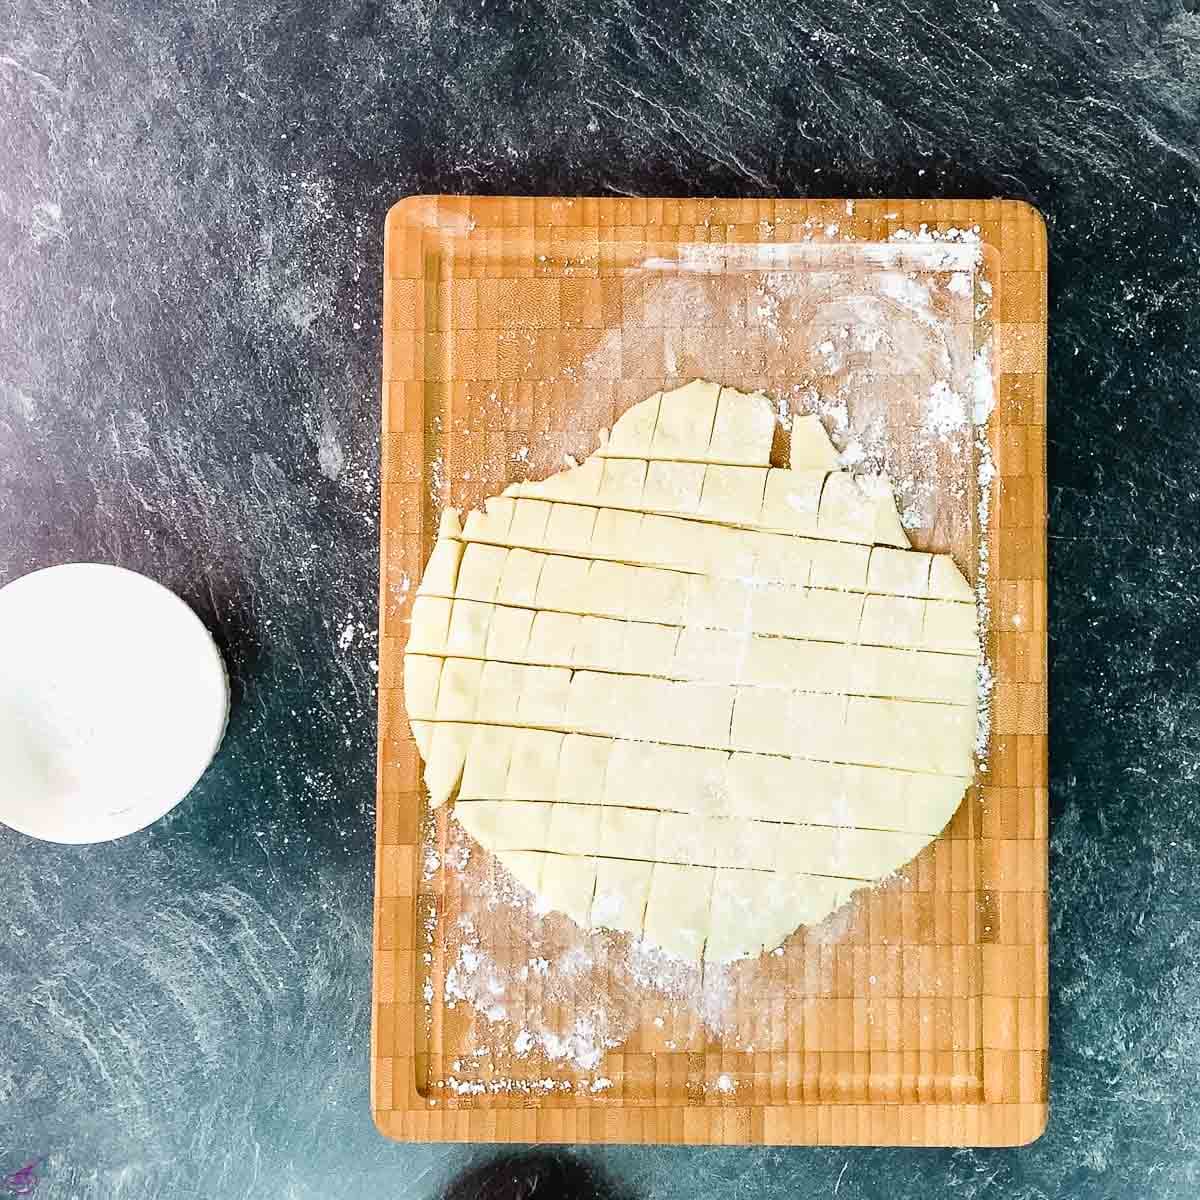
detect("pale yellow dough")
[404,381,980,963]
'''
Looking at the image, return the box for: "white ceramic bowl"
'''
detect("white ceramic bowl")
[0,563,229,843]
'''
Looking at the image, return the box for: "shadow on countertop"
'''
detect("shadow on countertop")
[438,1151,636,1200]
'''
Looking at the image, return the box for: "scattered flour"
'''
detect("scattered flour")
[972,343,998,763]
[947,271,973,297]
[421,848,440,880]
[925,380,968,441]
[838,441,867,468]
[973,342,997,424]
[429,453,446,504]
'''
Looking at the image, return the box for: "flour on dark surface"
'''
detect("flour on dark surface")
[1,0,1199,1195]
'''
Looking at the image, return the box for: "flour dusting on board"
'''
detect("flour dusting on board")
[415,229,999,1102]
[420,817,859,1099]
[973,341,998,761]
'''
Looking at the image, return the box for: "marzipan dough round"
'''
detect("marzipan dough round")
[404,381,978,962]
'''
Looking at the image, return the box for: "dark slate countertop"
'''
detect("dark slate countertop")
[2,2,1199,1197]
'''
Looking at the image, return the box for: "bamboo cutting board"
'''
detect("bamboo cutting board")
[373,196,1047,1146]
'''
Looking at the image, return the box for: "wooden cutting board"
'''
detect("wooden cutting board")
[372,196,1047,1146]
